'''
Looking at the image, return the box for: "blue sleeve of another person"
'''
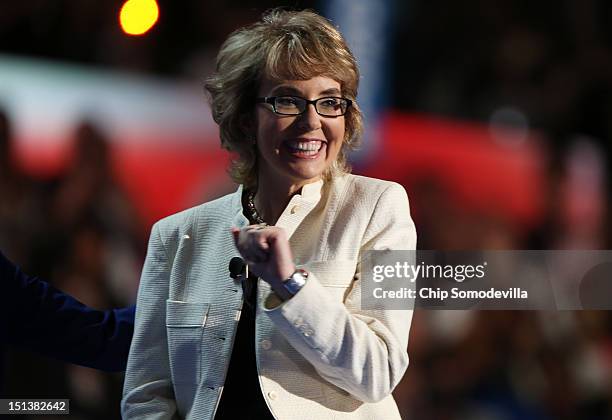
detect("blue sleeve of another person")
[1,250,135,372]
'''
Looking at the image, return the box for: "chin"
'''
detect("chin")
[286,164,326,183]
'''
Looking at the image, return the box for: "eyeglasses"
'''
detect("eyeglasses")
[256,96,352,117]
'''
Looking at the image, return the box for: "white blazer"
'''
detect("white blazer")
[122,174,417,419]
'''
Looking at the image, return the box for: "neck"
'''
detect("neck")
[253,173,320,225]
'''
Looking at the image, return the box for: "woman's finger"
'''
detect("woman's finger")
[231,227,240,247]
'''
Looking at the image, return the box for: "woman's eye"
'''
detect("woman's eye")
[320,98,340,107]
[277,97,298,107]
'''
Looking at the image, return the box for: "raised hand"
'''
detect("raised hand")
[231,225,296,299]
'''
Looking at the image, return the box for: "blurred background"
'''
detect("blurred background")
[1,0,611,419]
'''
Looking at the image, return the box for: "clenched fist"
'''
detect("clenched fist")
[231,225,296,299]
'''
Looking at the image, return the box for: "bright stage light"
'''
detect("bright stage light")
[119,0,159,36]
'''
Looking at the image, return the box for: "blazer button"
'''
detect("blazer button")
[261,339,272,350]
[290,205,299,214]
[268,391,278,400]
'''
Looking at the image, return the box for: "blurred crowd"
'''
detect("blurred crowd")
[396,0,612,202]
[1,108,142,419]
[1,1,612,419]
[393,2,612,418]
[397,174,612,419]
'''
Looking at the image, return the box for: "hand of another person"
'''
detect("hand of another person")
[231,225,295,297]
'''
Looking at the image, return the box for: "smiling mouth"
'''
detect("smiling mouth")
[284,139,325,157]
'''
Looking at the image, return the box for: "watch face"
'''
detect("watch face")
[285,269,308,295]
[293,271,307,284]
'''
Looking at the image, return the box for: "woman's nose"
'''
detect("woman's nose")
[296,103,322,131]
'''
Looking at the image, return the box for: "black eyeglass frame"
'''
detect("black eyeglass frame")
[256,96,352,117]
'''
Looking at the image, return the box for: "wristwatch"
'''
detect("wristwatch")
[282,268,309,296]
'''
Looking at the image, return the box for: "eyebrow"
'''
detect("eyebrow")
[269,86,342,96]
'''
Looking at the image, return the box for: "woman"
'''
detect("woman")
[122,8,416,420]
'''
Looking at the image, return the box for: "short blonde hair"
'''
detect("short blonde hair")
[205,8,363,188]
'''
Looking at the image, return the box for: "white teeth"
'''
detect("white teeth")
[286,140,323,152]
